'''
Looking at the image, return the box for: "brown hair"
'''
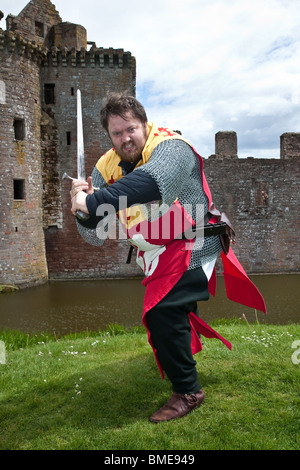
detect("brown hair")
[100,91,148,132]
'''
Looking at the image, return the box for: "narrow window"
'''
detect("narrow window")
[71,87,75,96]
[44,84,55,105]
[66,132,71,145]
[13,179,25,200]
[35,21,44,38]
[255,182,269,207]
[13,118,25,141]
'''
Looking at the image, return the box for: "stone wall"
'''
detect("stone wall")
[0,0,139,287]
[280,132,300,159]
[45,129,300,280]
[0,1,299,289]
[6,0,61,45]
[41,46,139,280]
[0,31,48,287]
[205,131,300,274]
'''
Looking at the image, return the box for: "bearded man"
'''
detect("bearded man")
[70,92,266,423]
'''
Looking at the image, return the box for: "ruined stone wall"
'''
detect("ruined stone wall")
[1,1,299,288]
[41,46,140,279]
[0,30,48,287]
[280,132,300,159]
[6,0,62,45]
[204,132,300,274]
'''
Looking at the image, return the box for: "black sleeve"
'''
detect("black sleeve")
[85,169,161,217]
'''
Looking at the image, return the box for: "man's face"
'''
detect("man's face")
[107,111,148,163]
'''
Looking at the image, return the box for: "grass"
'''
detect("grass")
[0,320,299,450]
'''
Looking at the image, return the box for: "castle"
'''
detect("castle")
[0,0,299,289]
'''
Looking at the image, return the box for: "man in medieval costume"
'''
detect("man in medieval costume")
[70,92,266,423]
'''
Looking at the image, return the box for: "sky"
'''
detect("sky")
[1,0,300,158]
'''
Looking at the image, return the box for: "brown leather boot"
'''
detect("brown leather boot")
[149,389,205,423]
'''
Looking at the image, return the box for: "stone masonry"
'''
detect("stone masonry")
[206,131,300,273]
[0,0,137,287]
[0,0,299,289]
[0,16,48,287]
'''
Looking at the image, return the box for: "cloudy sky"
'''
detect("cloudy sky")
[1,0,300,157]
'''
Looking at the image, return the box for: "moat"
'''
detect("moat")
[0,274,298,336]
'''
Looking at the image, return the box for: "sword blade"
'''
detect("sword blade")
[77,89,86,181]
[75,89,90,221]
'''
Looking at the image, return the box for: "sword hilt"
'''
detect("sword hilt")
[76,210,90,221]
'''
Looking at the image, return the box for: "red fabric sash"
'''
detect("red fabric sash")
[221,248,267,313]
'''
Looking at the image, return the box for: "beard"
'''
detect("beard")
[113,127,148,163]
[118,143,143,163]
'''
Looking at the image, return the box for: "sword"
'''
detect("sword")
[77,89,85,185]
[75,89,90,221]
[62,90,90,221]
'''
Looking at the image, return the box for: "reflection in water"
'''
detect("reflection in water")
[0,274,299,336]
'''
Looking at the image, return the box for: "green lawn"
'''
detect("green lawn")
[0,321,299,450]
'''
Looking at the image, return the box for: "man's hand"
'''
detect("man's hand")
[70,176,93,216]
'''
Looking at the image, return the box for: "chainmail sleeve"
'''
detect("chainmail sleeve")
[139,139,196,207]
[75,166,108,247]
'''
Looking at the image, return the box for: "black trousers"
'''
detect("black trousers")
[146,267,209,394]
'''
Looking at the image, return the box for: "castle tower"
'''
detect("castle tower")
[0,0,138,287]
[0,1,60,287]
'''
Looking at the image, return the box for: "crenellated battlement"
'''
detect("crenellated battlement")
[41,45,134,69]
[0,28,134,70]
[211,130,300,159]
[0,28,45,61]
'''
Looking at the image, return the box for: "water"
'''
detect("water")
[0,274,299,336]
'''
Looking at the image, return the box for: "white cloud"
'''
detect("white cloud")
[1,0,300,157]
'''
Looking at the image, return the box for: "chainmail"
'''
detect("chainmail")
[139,139,223,269]
[76,167,108,246]
[76,139,222,266]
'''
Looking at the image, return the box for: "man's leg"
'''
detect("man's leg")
[146,298,200,394]
[146,267,208,421]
